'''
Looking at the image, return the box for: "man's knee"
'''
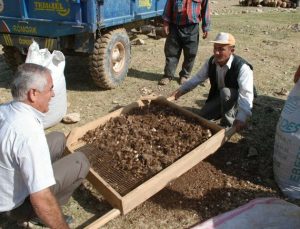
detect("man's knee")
[46,132,66,161]
[73,151,90,178]
[220,88,238,102]
[46,131,66,147]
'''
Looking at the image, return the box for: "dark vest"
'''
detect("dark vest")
[207,55,253,102]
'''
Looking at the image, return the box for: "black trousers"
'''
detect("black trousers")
[164,23,200,79]
[199,88,239,127]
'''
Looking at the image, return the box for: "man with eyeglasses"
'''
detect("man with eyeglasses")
[170,32,254,132]
[0,63,90,228]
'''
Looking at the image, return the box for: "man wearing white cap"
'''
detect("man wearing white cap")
[171,32,254,131]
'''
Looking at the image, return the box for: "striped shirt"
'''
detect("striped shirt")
[162,0,211,32]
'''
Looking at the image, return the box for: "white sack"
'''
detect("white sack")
[192,198,300,229]
[273,80,300,199]
[26,41,67,129]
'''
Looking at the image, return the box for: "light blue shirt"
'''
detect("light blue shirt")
[0,101,55,212]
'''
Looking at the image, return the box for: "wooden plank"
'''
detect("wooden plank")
[122,128,226,214]
[84,208,121,229]
[85,168,123,211]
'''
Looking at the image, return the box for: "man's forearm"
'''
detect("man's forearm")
[30,188,69,229]
[201,0,211,32]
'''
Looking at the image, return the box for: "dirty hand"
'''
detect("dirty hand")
[202,31,208,39]
[169,89,183,101]
[163,21,170,36]
[233,119,247,132]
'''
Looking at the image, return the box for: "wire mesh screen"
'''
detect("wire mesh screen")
[77,144,152,196]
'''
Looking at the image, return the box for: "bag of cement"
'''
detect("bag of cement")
[192,198,300,229]
[26,41,67,129]
[273,79,300,199]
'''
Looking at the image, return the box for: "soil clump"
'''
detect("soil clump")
[81,102,212,194]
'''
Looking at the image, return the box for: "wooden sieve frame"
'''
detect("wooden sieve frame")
[66,96,233,228]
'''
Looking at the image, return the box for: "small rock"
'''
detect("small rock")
[62,113,80,124]
[112,100,119,104]
[275,88,289,96]
[256,8,263,13]
[140,87,153,95]
[247,147,258,157]
[134,38,145,45]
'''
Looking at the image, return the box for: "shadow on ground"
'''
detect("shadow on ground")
[151,187,278,223]
[0,55,164,92]
[128,68,163,82]
[70,185,113,229]
[64,56,100,92]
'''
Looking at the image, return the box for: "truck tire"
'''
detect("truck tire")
[89,28,131,89]
[2,46,26,72]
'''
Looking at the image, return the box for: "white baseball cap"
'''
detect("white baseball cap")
[210,32,236,46]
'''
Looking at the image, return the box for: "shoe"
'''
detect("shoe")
[179,76,188,85]
[17,221,34,228]
[159,77,172,85]
[30,214,73,226]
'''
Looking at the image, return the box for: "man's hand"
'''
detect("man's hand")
[30,188,69,229]
[233,119,247,132]
[163,21,170,36]
[202,31,208,39]
[169,89,183,101]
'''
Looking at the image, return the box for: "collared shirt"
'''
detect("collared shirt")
[163,0,211,32]
[180,55,254,122]
[0,102,55,212]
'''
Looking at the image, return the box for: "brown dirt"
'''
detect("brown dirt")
[80,102,212,195]
[0,1,299,228]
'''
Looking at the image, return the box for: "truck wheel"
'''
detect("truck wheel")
[90,28,131,89]
[2,46,26,72]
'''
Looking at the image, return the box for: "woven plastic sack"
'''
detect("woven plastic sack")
[273,80,300,199]
[192,198,300,229]
[25,41,67,129]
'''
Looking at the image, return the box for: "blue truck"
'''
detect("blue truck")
[0,0,166,89]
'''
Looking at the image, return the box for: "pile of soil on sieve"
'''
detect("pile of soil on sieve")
[81,102,213,181]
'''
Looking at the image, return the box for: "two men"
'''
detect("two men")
[159,0,211,85]
[0,63,90,228]
[171,32,254,131]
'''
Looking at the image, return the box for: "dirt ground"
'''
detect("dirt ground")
[0,1,300,228]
